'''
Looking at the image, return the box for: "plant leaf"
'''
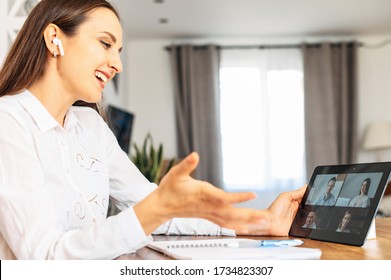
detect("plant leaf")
[129,133,177,184]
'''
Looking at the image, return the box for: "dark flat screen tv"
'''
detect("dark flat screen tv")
[107,105,134,154]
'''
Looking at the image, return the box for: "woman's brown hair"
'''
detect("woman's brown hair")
[0,0,120,111]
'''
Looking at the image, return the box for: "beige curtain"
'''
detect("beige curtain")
[169,45,223,187]
[302,42,358,176]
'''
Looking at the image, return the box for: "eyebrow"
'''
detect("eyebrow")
[100,31,123,53]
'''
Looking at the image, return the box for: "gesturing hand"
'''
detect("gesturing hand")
[134,152,266,235]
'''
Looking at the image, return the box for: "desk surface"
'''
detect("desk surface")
[117,217,391,260]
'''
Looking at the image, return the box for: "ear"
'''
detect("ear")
[43,23,62,57]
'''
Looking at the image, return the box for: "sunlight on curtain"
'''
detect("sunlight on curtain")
[219,48,306,197]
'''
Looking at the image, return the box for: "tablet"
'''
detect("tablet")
[289,162,391,246]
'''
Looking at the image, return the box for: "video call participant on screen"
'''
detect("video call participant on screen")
[349,178,371,208]
[336,210,352,233]
[314,177,337,206]
[302,211,317,229]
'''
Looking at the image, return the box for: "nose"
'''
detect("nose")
[109,52,123,74]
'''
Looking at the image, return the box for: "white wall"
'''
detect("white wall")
[124,39,177,158]
[357,36,391,162]
[0,0,28,65]
[121,36,391,164]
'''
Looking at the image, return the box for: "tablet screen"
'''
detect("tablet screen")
[289,162,391,246]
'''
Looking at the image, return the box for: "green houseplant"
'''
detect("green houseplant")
[131,133,175,184]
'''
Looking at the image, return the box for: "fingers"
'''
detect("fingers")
[170,152,199,177]
[289,185,307,201]
[199,206,267,231]
[222,191,257,204]
[198,183,257,205]
[203,207,258,223]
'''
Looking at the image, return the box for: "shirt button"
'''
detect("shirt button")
[93,218,97,223]
[61,139,66,145]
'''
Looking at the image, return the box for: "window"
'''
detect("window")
[219,48,306,194]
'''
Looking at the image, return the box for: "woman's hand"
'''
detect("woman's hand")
[134,152,266,235]
[236,186,306,236]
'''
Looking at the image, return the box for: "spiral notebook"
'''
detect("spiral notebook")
[147,238,322,260]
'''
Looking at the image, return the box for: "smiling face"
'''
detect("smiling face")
[305,212,316,226]
[59,8,123,103]
[341,213,351,229]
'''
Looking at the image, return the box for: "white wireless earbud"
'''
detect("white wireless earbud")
[52,37,64,56]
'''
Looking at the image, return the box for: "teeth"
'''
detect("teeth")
[94,71,107,83]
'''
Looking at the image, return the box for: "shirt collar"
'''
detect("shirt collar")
[16,90,84,133]
[65,107,85,132]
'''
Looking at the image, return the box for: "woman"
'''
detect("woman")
[0,0,305,259]
[336,211,352,233]
[349,178,371,208]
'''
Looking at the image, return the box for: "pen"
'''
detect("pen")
[235,239,304,248]
[258,239,304,247]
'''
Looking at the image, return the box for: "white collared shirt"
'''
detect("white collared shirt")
[0,90,232,260]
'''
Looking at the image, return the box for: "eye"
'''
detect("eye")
[100,40,111,49]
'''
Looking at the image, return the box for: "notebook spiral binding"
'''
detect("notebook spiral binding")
[166,242,230,249]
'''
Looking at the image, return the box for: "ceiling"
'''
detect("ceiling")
[111,0,391,40]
